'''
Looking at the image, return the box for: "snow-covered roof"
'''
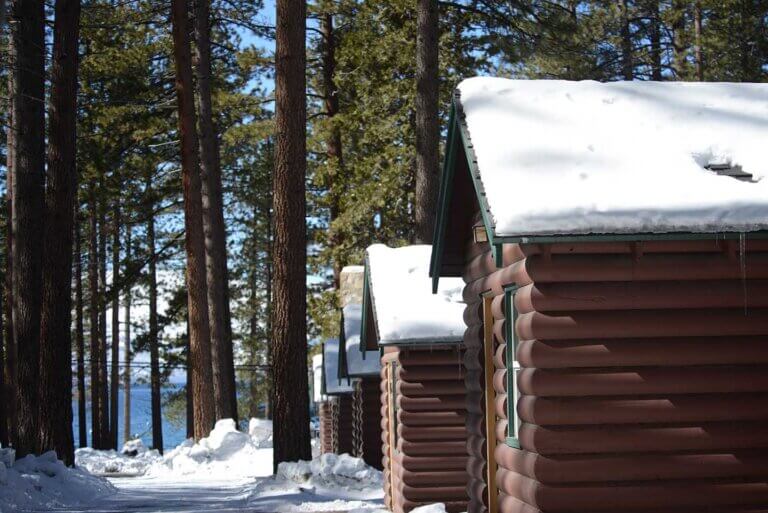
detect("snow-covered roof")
[366,244,466,345]
[340,304,380,377]
[323,339,354,395]
[457,77,768,236]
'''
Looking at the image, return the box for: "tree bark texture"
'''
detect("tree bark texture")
[75,210,87,448]
[272,0,311,470]
[145,176,163,453]
[4,15,16,442]
[38,0,80,465]
[98,192,109,447]
[109,205,120,449]
[170,0,216,441]
[619,0,633,80]
[194,0,237,424]
[693,1,703,81]
[11,0,46,458]
[123,225,131,444]
[649,1,662,80]
[88,184,101,449]
[414,0,439,244]
[4,26,15,440]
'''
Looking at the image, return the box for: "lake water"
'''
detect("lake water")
[71,385,188,451]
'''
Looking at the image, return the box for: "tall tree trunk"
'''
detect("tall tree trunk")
[145,176,163,453]
[12,0,45,458]
[4,18,15,439]
[186,315,194,439]
[38,0,80,465]
[122,225,131,444]
[194,0,237,424]
[273,0,311,470]
[88,184,101,449]
[265,193,273,421]
[414,0,439,243]
[320,12,344,288]
[0,246,5,447]
[170,0,215,441]
[649,0,662,80]
[75,210,87,448]
[109,205,120,449]
[693,0,703,81]
[98,191,109,447]
[671,0,687,78]
[619,0,633,80]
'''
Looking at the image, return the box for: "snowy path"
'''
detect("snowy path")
[43,475,385,513]
[45,477,259,512]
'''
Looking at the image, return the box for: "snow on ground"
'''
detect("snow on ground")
[4,419,424,512]
[247,453,385,513]
[0,450,115,512]
[458,77,768,236]
[75,440,161,476]
[146,419,273,479]
[54,418,390,513]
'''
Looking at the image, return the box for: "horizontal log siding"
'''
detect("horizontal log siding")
[462,230,768,513]
[337,394,355,456]
[382,347,470,513]
[319,400,334,454]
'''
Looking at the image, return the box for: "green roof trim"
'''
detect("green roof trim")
[359,254,379,359]
[430,103,457,293]
[430,89,768,290]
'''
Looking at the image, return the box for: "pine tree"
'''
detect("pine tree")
[170,0,216,441]
[273,0,311,470]
[11,0,46,458]
[194,0,237,424]
[38,0,81,465]
[415,0,439,243]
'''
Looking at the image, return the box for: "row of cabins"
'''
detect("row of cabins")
[315,77,768,513]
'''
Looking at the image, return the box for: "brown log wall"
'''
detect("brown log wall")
[320,400,334,454]
[319,396,355,455]
[462,229,768,513]
[381,346,470,513]
[338,394,355,455]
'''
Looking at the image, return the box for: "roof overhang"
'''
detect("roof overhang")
[430,90,768,292]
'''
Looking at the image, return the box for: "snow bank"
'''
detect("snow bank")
[147,418,273,479]
[366,244,465,344]
[278,453,382,487]
[249,418,274,448]
[76,439,161,476]
[457,77,768,236]
[410,504,447,513]
[0,451,115,511]
[248,453,384,508]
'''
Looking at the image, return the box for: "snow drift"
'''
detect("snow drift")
[76,439,161,476]
[0,450,115,512]
[147,418,273,479]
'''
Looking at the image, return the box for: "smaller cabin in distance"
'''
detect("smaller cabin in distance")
[431,77,768,513]
[360,244,469,513]
[319,338,355,456]
[339,301,383,469]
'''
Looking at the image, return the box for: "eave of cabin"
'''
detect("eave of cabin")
[359,262,380,355]
[430,91,768,291]
[338,312,350,380]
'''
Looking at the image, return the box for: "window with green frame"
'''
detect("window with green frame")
[504,285,522,449]
[390,361,399,453]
